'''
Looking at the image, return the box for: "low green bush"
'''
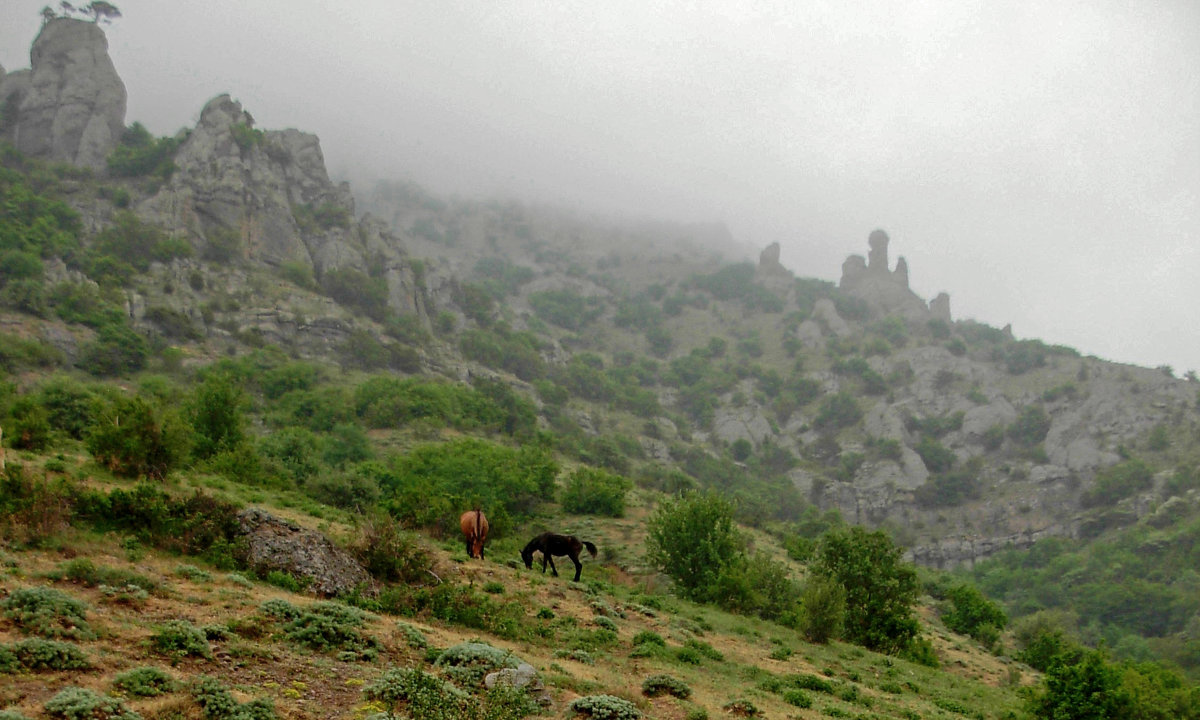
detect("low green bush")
[151,620,212,660]
[435,641,522,686]
[1,586,92,639]
[112,666,177,697]
[44,687,141,720]
[191,675,278,720]
[641,674,691,699]
[0,638,90,672]
[568,694,642,720]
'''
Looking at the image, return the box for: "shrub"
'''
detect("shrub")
[77,324,149,376]
[782,689,812,707]
[107,122,180,179]
[51,559,160,595]
[113,667,177,697]
[814,392,862,430]
[362,668,470,720]
[812,526,920,654]
[561,467,631,517]
[1008,405,1051,447]
[1,586,93,639]
[85,394,191,479]
[722,699,759,716]
[644,492,741,603]
[529,289,600,330]
[191,675,278,720]
[347,512,433,583]
[152,620,212,660]
[0,638,90,672]
[568,695,642,720]
[44,687,142,720]
[631,631,665,647]
[641,674,691,699]
[799,575,845,644]
[282,604,380,660]
[941,584,1007,647]
[1081,458,1155,508]
[435,641,522,686]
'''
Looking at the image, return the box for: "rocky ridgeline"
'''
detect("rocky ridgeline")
[3,18,1196,571]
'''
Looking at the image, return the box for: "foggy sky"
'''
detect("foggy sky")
[3,0,1198,373]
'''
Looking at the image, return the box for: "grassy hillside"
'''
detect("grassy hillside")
[2,124,1199,720]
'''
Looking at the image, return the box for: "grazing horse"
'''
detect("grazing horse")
[459,509,489,559]
[521,532,597,582]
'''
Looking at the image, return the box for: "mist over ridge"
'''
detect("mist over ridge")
[2,0,1197,374]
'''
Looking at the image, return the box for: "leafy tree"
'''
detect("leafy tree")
[86,394,190,479]
[941,583,1007,647]
[799,575,846,643]
[187,374,245,460]
[560,467,631,517]
[1027,650,1132,720]
[812,526,920,653]
[644,492,741,603]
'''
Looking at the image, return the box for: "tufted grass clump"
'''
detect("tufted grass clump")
[641,674,692,699]
[0,638,90,672]
[1,586,93,639]
[113,667,177,697]
[0,709,34,720]
[151,620,212,660]
[782,689,813,707]
[435,641,522,686]
[568,694,642,720]
[44,687,142,720]
[191,675,278,720]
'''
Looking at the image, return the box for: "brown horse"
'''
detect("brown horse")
[521,532,597,582]
[459,509,489,559]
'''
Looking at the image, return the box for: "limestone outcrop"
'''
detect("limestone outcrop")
[840,229,952,322]
[2,18,126,169]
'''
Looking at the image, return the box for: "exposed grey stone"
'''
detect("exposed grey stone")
[236,508,375,597]
[9,18,126,169]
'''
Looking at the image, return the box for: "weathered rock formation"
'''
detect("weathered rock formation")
[0,18,126,169]
[137,94,429,324]
[236,508,375,597]
[840,229,951,322]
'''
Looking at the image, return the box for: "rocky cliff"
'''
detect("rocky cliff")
[0,18,126,169]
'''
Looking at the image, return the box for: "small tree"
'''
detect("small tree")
[560,467,631,517]
[812,526,920,653]
[1027,650,1132,720]
[645,492,741,603]
[799,575,845,643]
[86,394,190,479]
[941,583,1007,648]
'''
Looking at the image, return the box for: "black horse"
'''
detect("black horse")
[520,532,598,582]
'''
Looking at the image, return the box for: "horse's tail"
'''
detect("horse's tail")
[474,509,483,539]
[583,540,598,558]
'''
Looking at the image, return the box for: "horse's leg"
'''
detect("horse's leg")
[540,554,548,574]
[569,551,582,582]
[465,537,473,558]
[548,555,559,577]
